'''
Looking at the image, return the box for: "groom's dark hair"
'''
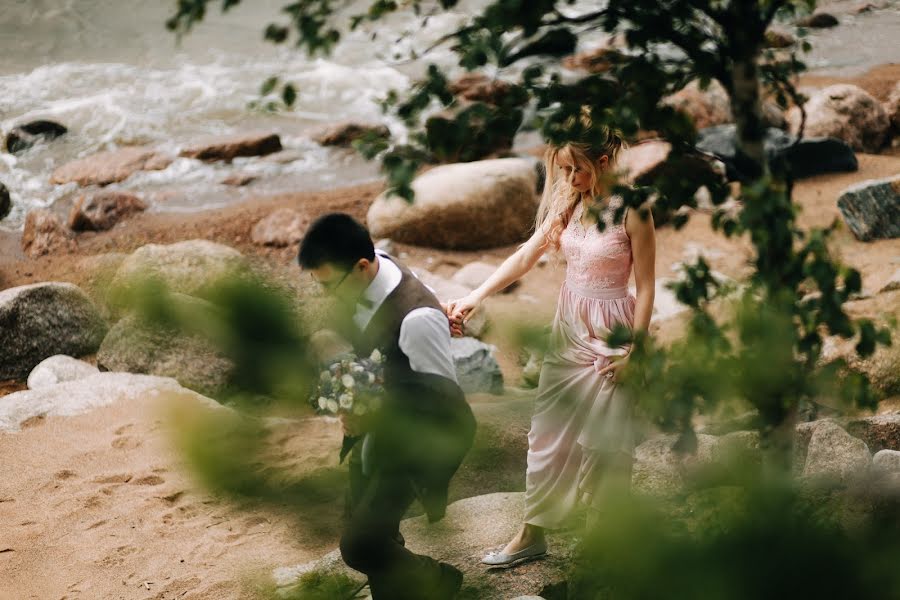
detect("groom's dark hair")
[298,212,376,270]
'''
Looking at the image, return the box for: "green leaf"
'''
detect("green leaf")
[260,76,279,96]
[282,83,297,107]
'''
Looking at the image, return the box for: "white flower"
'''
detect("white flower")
[339,393,353,410]
[317,397,328,410]
[326,399,339,413]
[351,364,365,373]
[319,371,330,383]
[353,402,368,416]
[369,349,382,362]
[341,374,355,389]
[367,372,376,384]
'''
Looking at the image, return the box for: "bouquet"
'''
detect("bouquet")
[309,348,386,461]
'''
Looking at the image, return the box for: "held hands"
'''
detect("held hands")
[444,294,482,338]
[596,353,630,383]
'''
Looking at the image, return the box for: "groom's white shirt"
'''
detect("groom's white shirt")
[353,251,458,383]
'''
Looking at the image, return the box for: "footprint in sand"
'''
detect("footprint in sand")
[132,475,165,486]
[114,423,134,435]
[92,474,133,484]
[111,435,142,450]
[55,469,77,480]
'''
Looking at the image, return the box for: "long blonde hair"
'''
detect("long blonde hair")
[535,118,625,250]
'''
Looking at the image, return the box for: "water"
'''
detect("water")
[1,0,897,232]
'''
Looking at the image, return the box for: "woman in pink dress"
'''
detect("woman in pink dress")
[447,123,656,567]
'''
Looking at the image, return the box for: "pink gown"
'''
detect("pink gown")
[523,198,636,528]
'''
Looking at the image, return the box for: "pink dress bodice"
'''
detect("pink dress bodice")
[559,197,633,299]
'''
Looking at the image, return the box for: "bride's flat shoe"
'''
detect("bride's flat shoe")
[481,541,547,568]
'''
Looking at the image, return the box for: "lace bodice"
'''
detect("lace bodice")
[559,197,633,299]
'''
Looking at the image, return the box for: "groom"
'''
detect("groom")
[299,213,476,600]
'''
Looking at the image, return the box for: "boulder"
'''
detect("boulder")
[696,124,858,181]
[0,282,107,380]
[251,208,308,247]
[97,303,234,397]
[562,45,624,74]
[796,12,839,28]
[764,28,796,48]
[802,420,871,484]
[367,158,541,250]
[788,85,891,153]
[887,81,900,134]
[459,398,533,497]
[274,492,569,600]
[5,120,67,154]
[21,209,74,257]
[450,336,503,394]
[821,334,900,401]
[67,190,147,231]
[50,147,172,186]
[873,449,900,473]
[845,414,900,454]
[631,433,721,496]
[836,175,900,241]
[111,239,247,299]
[310,122,390,147]
[374,238,396,255]
[0,372,219,433]
[452,261,518,294]
[448,73,520,105]
[221,172,257,186]
[180,132,282,162]
[0,181,10,220]
[664,80,733,130]
[27,355,99,390]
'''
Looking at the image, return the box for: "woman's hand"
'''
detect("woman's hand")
[597,353,630,383]
[446,293,482,331]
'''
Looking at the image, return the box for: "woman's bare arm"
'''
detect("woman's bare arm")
[627,208,656,334]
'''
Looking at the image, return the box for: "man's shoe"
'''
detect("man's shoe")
[434,562,463,600]
[481,541,547,568]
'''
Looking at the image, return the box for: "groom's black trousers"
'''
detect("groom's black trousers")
[340,451,444,599]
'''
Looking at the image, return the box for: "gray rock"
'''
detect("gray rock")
[97,297,234,397]
[180,132,282,162]
[367,158,540,250]
[631,433,720,496]
[0,283,107,380]
[5,120,67,154]
[0,372,221,432]
[821,334,900,401]
[873,449,900,473]
[836,175,900,241]
[696,125,858,182]
[27,355,99,390]
[274,492,569,600]
[251,208,308,247]
[796,12,839,28]
[802,420,871,484]
[0,181,10,220]
[111,239,247,300]
[450,337,503,394]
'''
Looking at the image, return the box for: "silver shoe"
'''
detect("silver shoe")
[481,541,547,568]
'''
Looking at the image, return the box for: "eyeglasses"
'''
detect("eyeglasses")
[314,269,352,294]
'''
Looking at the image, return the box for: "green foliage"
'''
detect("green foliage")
[276,570,363,600]
[567,480,900,600]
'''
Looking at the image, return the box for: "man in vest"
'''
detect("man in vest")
[299,213,476,600]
